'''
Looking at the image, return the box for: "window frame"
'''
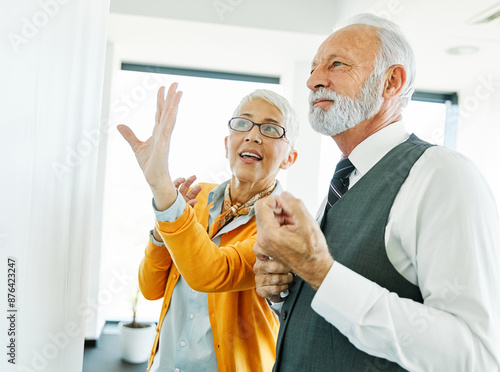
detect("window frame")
[412,91,459,149]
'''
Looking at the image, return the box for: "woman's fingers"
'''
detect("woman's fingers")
[117,124,141,151]
[156,83,180,128]
[119,83,182,190]
[161,84,181,120]
[186,184,202,200]
[178,175,196,195]
[164,83,179,114]
[187,199,198,208]
[173,175,201,207]
[173,177,186,189]
[158,91,182,145]
[155,86,165,125]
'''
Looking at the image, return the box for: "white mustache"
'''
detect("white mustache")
[309,88,345,106]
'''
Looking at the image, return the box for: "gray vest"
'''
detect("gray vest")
[274,134,433,372]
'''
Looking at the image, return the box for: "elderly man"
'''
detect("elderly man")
[253,13,500,372]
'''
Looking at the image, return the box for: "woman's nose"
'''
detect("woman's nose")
[244,125,263,143]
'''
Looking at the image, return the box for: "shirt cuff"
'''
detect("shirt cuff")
[149,230,165,246]
[152,191,187,222]
[268,300,283,322]
[311,261,385,334]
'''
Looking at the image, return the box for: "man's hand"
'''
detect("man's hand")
[173,175,202,208]
[253,253,293,303]
[254,192,334,290]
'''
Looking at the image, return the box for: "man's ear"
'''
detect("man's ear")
[224,136,228,158]
[280,149,298,170]
[382,64,406,100]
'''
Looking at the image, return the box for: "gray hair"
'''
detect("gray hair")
[232,89,300,147]
[337,13,416,107]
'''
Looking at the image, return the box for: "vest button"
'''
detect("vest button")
[281,310,287,321]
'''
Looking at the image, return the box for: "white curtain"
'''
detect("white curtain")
[1,1,109,371]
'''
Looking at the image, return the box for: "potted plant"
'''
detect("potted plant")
[118,287,156,364]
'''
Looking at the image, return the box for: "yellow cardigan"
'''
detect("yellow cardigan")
[139,183,279,372]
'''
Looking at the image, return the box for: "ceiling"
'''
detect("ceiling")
[109,0,500,93]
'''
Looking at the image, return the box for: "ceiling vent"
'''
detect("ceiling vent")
[468,2,500,24]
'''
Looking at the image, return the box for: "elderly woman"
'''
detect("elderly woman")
[118,83,298,372]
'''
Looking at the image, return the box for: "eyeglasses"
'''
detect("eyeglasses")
[228,117,287,139]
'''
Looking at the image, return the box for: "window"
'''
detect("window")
[405,91,458,148]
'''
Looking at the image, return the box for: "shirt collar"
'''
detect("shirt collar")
[207,179,283,239]
[349,121,410,177]
[207,179,229,206]
[207,179,284,214]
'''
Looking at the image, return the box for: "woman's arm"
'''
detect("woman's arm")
[139,176,202,300]
[156,202,259,293]
[138,236,173,300]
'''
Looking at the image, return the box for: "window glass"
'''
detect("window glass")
[404,100,448,146]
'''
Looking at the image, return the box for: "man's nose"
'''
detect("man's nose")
[307,65,330,91]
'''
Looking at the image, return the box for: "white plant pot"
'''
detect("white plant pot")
[118,321,156,364]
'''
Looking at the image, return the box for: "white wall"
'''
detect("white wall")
[110,0,340,35]
[456,78,500,214]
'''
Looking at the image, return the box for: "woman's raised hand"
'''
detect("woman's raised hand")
[117,83,182,211]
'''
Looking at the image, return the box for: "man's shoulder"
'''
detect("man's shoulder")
[411,145,488,194]
[418,145,477,171]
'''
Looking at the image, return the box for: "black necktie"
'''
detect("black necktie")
[325,157,355,213]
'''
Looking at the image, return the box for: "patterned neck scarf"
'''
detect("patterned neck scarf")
[208,180,276,239]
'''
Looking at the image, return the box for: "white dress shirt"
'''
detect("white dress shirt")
[312,121,500,371]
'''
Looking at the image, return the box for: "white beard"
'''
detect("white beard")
[308,73,384,136]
